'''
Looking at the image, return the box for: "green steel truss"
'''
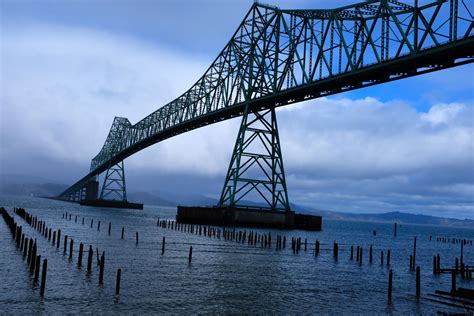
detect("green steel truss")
[59,0,474,204]
[219,106,289,211]
[100,161,127,201]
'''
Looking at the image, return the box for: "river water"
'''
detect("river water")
[1,194,473,314]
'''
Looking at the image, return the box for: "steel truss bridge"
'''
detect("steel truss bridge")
[58,0,474,211]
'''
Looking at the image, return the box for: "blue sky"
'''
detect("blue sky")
[1,0,473,218]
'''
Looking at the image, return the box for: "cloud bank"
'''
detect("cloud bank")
[1,23,473,218]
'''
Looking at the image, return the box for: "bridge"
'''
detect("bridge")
[58,0,473,214]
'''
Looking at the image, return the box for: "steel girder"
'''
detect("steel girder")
[100,161,128,201]
[219,106,289,211]
[58,0,474,200]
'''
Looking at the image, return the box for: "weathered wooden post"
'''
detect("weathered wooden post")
[136,232,138,244]
[64,235,68,254]
[98,221,101,231]
[99,252,105,285]
[356,246,360,262]
[57,229,61,248]
[91,219,93,228]
[350,245,354,260]
[87,245,93,271]
[162,237,165,255]
[433,256,437,275]
[283,236,286,248]
[388,269,393,300]
[413,237,417,270]
[116,269,121,295]
[121,227,124,239]
[82,218,84,225]
[316,240,320,256]
[304,238,307,251]
[34,255,41,284]
[78,243,84,268]
[437,254,440,273]
[23,237,29,258]
[394,223,397,237]
[69,239,74,259]
[30,243,37,272]
[40,259,47,297]
[52,231,56,245]
[369,245,373,263]
[189,246,193,263]
[359,247,363,266]
[416,266,420,297]
[381,251,384,265]
[108,222,111,236]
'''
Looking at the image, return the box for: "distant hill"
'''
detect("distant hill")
[313,209,474,228]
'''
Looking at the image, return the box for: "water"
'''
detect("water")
[1,194,473,314]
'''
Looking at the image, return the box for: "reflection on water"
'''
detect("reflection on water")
[0,195,473,314]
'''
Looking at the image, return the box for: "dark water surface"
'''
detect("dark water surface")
[1,195,473,314]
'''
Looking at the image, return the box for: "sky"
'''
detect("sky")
[1,0,473,219]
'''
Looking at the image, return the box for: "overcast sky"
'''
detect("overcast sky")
[1,0,473,219]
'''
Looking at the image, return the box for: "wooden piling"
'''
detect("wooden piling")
[416,266,420,297]
[388,269,393,300]
[162,237,165,255]
[413,237,417,270]
[433,256,437,275]
[91,219,93,228]
[57,229,61,248]
[69,239,74,259]
[52,231,56,245]
[64,235,68,254]
[316,240,320,255]
[108,222,111,236]
[99,252,105,285]
[369,245,373,263]
[394,223,397,237]
[87,245,93,271]
[121,227,124,239]
[356,246,360,261]
[78,243,84,268]
[34,255,41,284]
[23,237,28,257]
[30,243,37,272]
[116,269,121,295]
[40,259,47,297]
[437,254,440,273]
[381,251,384,265]
[350,245,353,260]
[359,247,362,266]
[189,246,193,263]
[136,232,138,244]
[98,221,100,231]
[410,255,413,270]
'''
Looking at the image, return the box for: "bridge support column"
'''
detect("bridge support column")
[219,106,290,211]
[100,161,128,201]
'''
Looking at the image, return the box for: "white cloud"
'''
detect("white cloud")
[1,23,473,218]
